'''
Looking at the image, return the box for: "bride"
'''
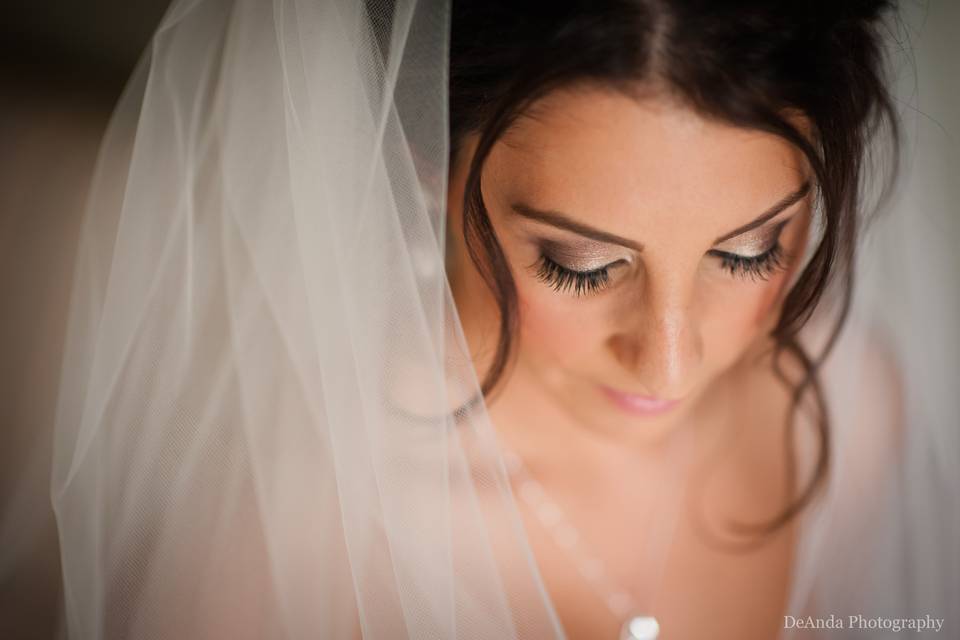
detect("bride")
[48,0,957,639]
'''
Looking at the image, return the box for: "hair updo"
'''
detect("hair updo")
[448,0,902,544]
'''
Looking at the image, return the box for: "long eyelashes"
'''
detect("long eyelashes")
[713,243,791,282]
[534,254,611,295]
[534,244,791,297]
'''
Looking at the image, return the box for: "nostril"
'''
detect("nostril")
[607,333,643,372]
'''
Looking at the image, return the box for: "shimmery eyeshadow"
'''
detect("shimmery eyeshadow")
[722,219,790,257]
[538,238,626,271]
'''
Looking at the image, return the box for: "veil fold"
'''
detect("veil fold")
[51,1,563,637]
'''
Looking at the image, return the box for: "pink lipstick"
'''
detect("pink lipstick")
[599,385,681,417]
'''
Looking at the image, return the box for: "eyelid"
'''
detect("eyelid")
[537,238,632,271]
[714,216,792,255]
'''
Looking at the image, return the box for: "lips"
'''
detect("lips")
[599,385,681,417]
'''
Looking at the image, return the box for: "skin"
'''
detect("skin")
[446,85,818,639]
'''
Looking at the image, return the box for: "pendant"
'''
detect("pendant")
[620,615,660,640]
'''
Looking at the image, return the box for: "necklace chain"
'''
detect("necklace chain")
[499,436,692,640]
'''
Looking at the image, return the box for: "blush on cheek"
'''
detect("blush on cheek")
[516,286,592,367]
[751,271,792,332]
[705,278,787,372]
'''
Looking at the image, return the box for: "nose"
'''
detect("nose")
[606,275,703,401]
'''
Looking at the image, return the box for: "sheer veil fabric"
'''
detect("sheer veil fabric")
[52,0,562,637]
[48,1,957,639]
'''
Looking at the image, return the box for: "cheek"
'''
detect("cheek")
[702,272,792,371]
[753,270,791,328]
[704,215,810,361]
[514,280,604,368]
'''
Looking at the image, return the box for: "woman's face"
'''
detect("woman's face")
[447,86,813,436]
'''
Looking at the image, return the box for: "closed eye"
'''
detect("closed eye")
[709,243,790,282]
[532,254,617,296]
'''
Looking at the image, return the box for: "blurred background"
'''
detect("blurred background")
[0,1,956,638]
[0,2,169,637]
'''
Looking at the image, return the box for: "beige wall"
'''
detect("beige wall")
[0,74,115,638]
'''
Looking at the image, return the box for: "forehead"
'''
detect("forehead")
[486,86,809,239]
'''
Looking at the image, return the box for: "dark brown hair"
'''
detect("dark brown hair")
[449,0,901,543]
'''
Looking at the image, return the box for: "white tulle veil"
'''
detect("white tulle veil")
[51,0,562,636]
[48,0,957,638]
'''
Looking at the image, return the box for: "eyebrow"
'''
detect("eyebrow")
[509,180,811,251]
[712,180,811,244]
